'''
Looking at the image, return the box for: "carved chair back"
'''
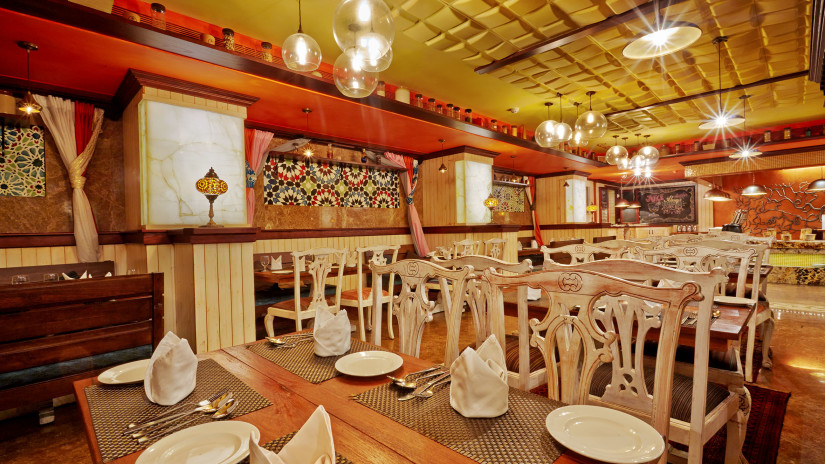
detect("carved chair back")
[593,239,655,259]
[540,243,625,268]
[291,248,348,315]
[369,259,472,365]
[352,245,400,302]
[482,267,701,452]
[484,238,507,260]
[452,239,481,257]
[433,255,532,347]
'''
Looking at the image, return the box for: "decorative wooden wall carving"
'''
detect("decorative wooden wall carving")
[734,183,825,235]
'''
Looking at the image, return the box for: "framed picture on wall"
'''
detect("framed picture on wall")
[636,185,697,224]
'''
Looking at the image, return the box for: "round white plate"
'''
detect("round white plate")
[545,405,665,464]
[97,359,151,385]
[334,351,403,377]
[136,421,260,464]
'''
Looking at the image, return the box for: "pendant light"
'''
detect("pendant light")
[639,135,660,165]
[806,166,825,192]
[627,197,642,209]
[703,177,732,201]
[16,41,41,115]
[438,138,447,173]
[333,53,378,98]
[730,94,761,159]
[741,172,767,196]
[629,133,645,171]
[698,37,744,130]
[333,0,394,65]
[569,102,590,148]
[623,0,701,59]
[605,134,628,166]
[282,0,322,72]
[616,177,630,208]
[575,91,608,139]
[301,108,314,156]
[553,93,572,143]
[534,102,557,148]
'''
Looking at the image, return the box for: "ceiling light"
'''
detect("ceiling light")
[605,135,628,165]
[704,178,732,201]
[333,53,378,98]
[627,200,642,209]
[282,0,322,72]
[639,135,659,165]
[699,37,744,130]
[740,172,766,196]
[535,102,557,148]
[616,196,630,208]
[807,167,825,192]
[623,24,702,59]
[438,138,447,173]
[16,41,40,115]
[644,167,652,179]
[569,102,590,148]
[553,93,572,143]
[575,91,608,139]
[333,0,394,63]
[730,94,761,159]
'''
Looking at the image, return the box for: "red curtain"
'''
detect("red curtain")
[528,176,544,247]
[74,102,95,156]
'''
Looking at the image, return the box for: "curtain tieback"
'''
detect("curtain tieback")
[68,154,91,190]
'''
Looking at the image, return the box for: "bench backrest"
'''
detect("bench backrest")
[0,260,115,284]
[0,274,164,374]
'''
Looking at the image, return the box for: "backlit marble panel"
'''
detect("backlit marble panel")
[565,178,587,223]
[455,160,466,224]
[464,160,492,224]
[140,101,245,226]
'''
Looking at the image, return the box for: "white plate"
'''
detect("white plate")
[270,270,293,274]
[334,351,403,377]
[713,295,756,307]
[97,359,150,385]
[136,421,260,464]
[545,405,665,464]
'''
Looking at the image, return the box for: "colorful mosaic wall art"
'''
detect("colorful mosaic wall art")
[263,156,399,208]
[493,184,525,213]
[0,124,45,197]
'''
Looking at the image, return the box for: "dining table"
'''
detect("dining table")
[73,338,595,464]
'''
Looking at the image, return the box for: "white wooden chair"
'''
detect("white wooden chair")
[482,267,703,464]
[452,239,480,257]
[369,259,472,366]
[593,239,655,259]
[542,259,744,464]
[264,248,347,336]
[340,245,400,342]
[540,243,624,267]
[483,238,507,259]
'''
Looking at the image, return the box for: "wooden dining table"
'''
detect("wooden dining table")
[73,340,592,464]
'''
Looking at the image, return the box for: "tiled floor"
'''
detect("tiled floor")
[1,283,823,463]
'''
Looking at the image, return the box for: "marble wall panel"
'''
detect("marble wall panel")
[0,116,125,233]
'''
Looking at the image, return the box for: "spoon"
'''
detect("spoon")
[388,369,446,389]
[128,392,234,438]
[126,390,229,429]
[398,373,450,401]
[136,398,238,443]
[413,378,451,399]
[267,335,313,346]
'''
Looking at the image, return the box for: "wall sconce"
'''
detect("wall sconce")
[586,204,598,222]
[438,138,447,173]
[195,167,228,227]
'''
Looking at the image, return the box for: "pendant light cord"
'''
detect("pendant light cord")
[26,49,32,92]
[717,40,722,114]
[297,0,303,33]
[557,93,563,121]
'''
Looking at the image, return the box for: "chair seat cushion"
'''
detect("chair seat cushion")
[589,363,732,423]
[644,342,739,372]
[340,287,389,301]
[270,296,332,311]
[0,344,152,390]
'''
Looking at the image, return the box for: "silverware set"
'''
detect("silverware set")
[388,365,450,400]
[266,332,314,348]
[123,390,237,442]
[681,310,722,328]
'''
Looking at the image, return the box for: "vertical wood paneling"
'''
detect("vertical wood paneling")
[21,248,37,266]
[157,245,176,335]
[5,249,22,267]
[202,244,220,351]
[0,249,6,268]
[241,242,256,343]
[216,244,233,348]
[229,243,246,345]
[35,247,51,265]
[64,246,78,264]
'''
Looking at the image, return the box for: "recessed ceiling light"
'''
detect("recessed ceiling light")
[623,23,702,59]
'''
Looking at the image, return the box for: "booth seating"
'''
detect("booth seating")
[0,273,164,414]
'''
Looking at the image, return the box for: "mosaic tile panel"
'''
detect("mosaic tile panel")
[493,184,524,212]
[0,124,45,197]
[264,156,399,209]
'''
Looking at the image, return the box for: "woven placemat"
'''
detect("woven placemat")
[248,338,386,384]
[84,359,272,462]
[238,431,354,464]
[354,383,565,464]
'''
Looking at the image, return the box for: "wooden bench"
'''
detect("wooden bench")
[0,274,163,413]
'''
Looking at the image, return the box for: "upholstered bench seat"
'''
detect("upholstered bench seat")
[0,345,151,390]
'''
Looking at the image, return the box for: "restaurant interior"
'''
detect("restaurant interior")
[1,0,824,463]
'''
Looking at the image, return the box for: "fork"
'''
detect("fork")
[125,389,229,430]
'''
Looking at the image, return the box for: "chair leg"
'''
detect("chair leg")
[295,316,303,333]
[387,304,395,340]
[744,317,756,383]
[366,304,373,331]
[725,385,751,464]
[761,313,775,369]
[264,314,275,338]
[357,305,366,342]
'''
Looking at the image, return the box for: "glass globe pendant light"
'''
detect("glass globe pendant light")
[605,135,628,166]
[698,36,744,130]
[534,102,557,148]
[569,102,590,148]
[730,94,761,159]
[333,52,378,98]
[639,135,660,165]
[575,91,608,139]
[333,0,394,63]
[282,0,322,72]
[553,93,572,143]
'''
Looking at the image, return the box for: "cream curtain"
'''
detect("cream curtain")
[34,94,104,262]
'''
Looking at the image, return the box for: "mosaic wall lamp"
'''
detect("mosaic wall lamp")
[195,167,228,227]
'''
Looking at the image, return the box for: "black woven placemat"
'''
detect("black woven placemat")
[248,338,386,384]
[239,431,354,464]
[84,358,272,462]
[353,383,565,464]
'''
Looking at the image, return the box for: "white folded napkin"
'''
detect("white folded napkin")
[104,272,112,277]
[313,308,351,357]
[517,241,523,250]
[61,271,88,280]
[144,332,197,405]
[249,405,334,464]
[450,334,509,418]
[270,256,283,271]
[530,240,538,249]
[527,287,541,301]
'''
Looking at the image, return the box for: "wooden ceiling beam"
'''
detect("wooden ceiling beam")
[474,0,690,75]
[604,70,808,117]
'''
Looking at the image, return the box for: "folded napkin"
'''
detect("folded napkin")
[527,287,541,301]
[530,240,538,249]
[450,334,509,418]
[313,308,351,357]
[144,332,197,405]
[61,271,88,280]
[249,405,334,464]
[270,256,283,271]
[104,272,112,277]
[517,241,523,251]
